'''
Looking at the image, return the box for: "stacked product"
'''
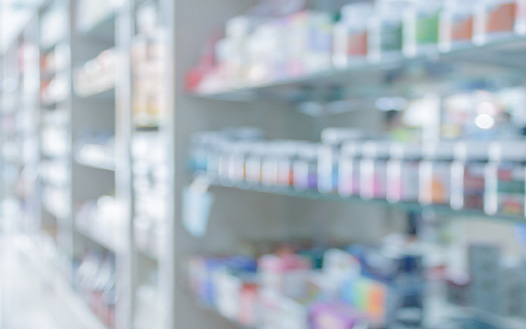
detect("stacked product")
[187,241,426,329]
[189,128,526,218]
[187,0,526,93]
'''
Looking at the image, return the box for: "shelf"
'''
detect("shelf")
[190,36,526,102]
[75,223,119,253]
[78,12,116,40]
[197,175,526,224]
[136,244,158,262]
[75,85,115,100]
[75,155,116,172]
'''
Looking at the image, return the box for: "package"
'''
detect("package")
[310,302,367,329]
[259,253,312,297]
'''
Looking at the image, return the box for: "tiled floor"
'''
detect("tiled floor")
[0,234,99,329]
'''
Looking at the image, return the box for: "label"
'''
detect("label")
[348,31,368,56]
[246,157,262,183]
[380,22,403,52]
[496,164,525,216]
[451,15,474,41]
[416,11,440,44]
[486,2,517,33]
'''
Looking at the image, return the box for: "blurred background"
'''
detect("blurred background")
[2,0,526,328]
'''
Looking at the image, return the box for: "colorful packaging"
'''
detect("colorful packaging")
[485,141,526,217]
[310,302,367,329]
[259,254,312,297]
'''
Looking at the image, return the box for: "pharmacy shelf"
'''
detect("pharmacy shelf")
[197,175,526,224]
[74,85,116,100]
[75,155,116,172]
[191,36,526,102]
[75,222,120,253]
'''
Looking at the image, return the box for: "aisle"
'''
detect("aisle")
[0,234,98,329]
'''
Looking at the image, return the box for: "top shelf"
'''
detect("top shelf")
[190,36,526,103]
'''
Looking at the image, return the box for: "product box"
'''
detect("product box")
[310,302,367,329]
[259,254,312,297]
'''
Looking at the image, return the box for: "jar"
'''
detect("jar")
[293,143,319,191]
[485,141,526,217]
[332,3,373,68]
[360,141,391,200]
[245,143,267,185]
[318,128,366,194]
[439,0,477,51]
[450,142,489,211]
[338,141,362,197]
[474,0,520,45]
[419,142,455,205]
[403,0,444,57]
[368,0,412,63]
[387,143,422,203]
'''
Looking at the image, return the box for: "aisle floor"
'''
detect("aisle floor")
[0,234,93,329]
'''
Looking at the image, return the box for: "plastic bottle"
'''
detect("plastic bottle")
[403,0,444,57]
[332,2,374,68]
[439,0,477,52]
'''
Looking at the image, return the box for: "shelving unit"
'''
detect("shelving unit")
[1,0,174,328]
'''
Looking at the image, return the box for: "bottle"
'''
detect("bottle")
[360,141,391,200]
[439,0,477,52]
[404,0,444,57]
[368,0,413,62]
[332,2,374,68]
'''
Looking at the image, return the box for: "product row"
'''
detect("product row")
[190,129,526,218]
[187,237,526,329]
[187,0,526,93]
